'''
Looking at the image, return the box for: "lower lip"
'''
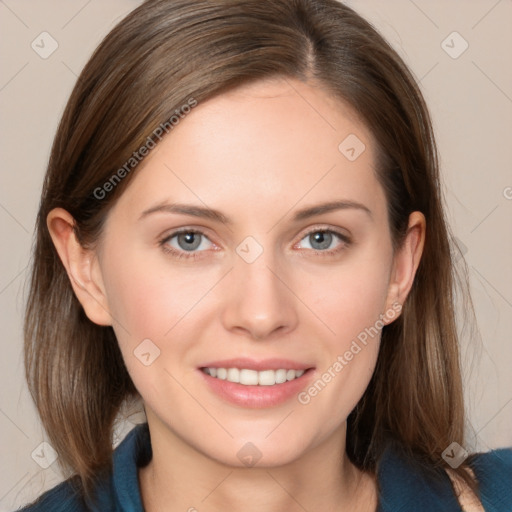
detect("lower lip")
[198,368,315,408]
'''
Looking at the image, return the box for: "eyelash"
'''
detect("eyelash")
[158,226,352,260]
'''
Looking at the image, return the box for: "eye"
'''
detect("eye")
[295,228,351,255]
[159,229,214,259]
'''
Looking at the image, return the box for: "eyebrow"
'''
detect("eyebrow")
[138,199,372,224]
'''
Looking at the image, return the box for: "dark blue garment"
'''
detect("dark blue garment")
[17,422,512,511]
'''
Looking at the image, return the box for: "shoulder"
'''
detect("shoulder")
[15,477,89,512]
[16,423,150,512]
[467,447,512,511]
[377,442,462,511]
[468,446,512,477]
[377,442,512,512]
[14,473,119,512]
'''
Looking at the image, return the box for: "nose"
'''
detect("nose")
[220,248,299,340]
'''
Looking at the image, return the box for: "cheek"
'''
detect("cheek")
[295,250,392,417]
[101,252,210,395]
[305,252,392,344]
[102,248,211,338]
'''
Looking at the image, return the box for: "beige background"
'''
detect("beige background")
[1,0,511,509]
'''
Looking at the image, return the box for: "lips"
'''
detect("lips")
[197,357,315,408]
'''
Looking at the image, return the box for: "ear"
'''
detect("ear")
[383,211,426,324]
[47,208,112,326]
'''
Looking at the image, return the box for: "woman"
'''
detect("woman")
[20,0,512,510]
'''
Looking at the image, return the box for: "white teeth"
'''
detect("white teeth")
[203,367,306,385]
[275,369,287,384]
[227,368,239,382]
[240,369,259,385]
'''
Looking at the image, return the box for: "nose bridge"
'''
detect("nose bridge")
[221,237,298,339]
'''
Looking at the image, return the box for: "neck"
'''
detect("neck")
[138,411,377,512]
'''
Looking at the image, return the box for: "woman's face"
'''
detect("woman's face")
[91,78,408,466]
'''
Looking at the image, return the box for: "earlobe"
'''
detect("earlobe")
[383,211,426,323]
[46,208,112,326]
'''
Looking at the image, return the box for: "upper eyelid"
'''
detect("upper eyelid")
[300,225,350,238]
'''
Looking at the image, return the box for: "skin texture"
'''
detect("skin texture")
[48,78,425,512]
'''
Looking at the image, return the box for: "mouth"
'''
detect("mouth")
[197,358,315,408]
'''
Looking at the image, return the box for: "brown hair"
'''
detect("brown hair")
[24,0,478,503]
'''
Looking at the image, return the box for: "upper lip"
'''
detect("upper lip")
[199,358,314,371]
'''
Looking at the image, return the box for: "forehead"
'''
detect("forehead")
[163,77,374,168]
[109,77,385,224]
